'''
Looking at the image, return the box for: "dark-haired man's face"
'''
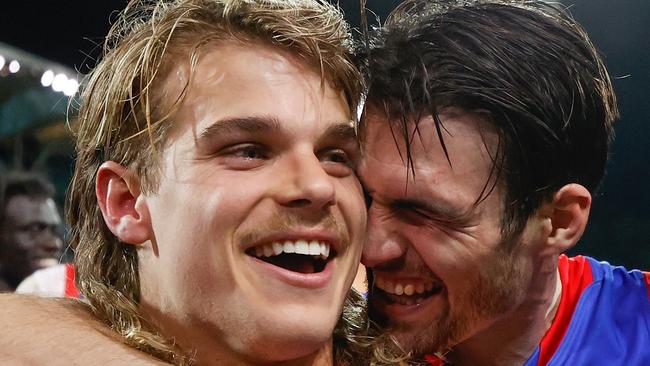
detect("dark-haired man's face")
[360,106,540,354]
[0,195,62,288]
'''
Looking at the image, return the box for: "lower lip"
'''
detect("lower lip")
[375,288,445,321]
[247,255,335,289]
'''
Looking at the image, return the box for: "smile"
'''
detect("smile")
[246,240,336,275]
[374,276,444,306]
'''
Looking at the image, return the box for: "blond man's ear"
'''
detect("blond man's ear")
[95,161,152,245]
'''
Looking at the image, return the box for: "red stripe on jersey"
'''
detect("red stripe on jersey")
[537,255,594,366]
[644,271,650,300]
[64,263,80,298]
[425,354,446,366]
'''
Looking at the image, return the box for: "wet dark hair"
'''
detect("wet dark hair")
[358,0,618,240]
[0,170,55,225]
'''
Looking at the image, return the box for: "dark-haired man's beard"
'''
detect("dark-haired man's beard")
[368,248,530,356]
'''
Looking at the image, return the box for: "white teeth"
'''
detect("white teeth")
[283,241,295,253]
[250,240,331,259]
[295,240,309,255]
[272,242,283,255]
[394,283,404,295]
[404,284,415,296]
[321,243,329,257]
[375,278,437,296]
[308,241,321,255]
[263,245,273,257]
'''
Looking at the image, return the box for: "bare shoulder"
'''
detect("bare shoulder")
[0,294,170,365]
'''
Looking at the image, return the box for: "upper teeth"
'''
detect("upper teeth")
[253,240,331,259]
[375,277,436,296]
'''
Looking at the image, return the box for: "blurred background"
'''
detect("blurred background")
[0,0,648,270]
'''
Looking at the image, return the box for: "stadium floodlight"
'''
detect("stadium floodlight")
[52,73,68,92]
[41,70,55,87]
[8,60,20,73]
[63,78,79,96]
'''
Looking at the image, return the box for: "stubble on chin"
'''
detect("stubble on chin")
[369,251,529,357]
[367,292,456,356]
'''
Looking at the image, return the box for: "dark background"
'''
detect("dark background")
[0,1,648,269]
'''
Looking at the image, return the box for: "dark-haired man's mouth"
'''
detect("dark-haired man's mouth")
[374,276,444,306]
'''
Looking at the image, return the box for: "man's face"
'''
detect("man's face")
[361,107,533,354]
[137,42,366,362]
[0,195,62,285]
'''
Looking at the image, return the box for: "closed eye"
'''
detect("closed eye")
[392,200,477,231]
[395,206,433,224]
[392,201,447,226]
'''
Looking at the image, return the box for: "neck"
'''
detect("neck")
[141,302,335,366]
[190,336,335,366]
[448,255,562,366]
[262,343,334,366]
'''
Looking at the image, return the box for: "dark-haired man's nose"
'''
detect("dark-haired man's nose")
[361,204,408,268]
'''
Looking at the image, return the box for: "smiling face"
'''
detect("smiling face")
[136,42,366,363]
[361,106,534,355]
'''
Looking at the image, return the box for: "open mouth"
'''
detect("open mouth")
[374,277,444,306]
[246,240,336,274]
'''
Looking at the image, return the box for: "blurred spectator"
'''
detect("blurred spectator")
[0,171,63,291]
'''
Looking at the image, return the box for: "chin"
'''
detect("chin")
[246,317,336,361]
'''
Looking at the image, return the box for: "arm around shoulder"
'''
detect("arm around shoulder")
[0,294,170,365]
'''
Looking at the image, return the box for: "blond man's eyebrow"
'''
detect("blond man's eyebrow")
[198,115,282,143]
[317,121,358,145]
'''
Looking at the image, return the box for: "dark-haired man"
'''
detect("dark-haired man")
[359,0,650,365]
[0,171,63,291]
